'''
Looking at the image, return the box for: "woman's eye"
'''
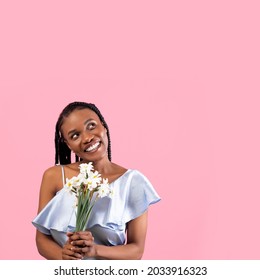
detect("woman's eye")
[87,123,96,130]
[71,133,79,140]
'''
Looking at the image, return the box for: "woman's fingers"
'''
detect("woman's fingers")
[69,231,93,241]
[62,244,83,260]
[66,231,96,258]
[69,231,94,247]
[71,239,94,247]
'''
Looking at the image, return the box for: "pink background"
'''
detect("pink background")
[0,1,260,259]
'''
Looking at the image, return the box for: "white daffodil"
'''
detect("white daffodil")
[71,176,82,187]
[77,173,88,186]
[97,178,111,198]
[101,178,109,186]
[64,177,79,194]
[64,178,73,193]
[79,162,93,175]
[65,177,75,189]
[87,170,102,190]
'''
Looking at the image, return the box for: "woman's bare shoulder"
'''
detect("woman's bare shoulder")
[42,165,63,178]
[41,165,64,194]
[36,165,64,211]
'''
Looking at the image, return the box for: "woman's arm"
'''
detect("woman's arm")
[36,231,82,260]
[35,167,82,260]
[36,231,62,259]
[70,211,148,260]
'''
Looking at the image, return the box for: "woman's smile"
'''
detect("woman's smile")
[84,141,101,153]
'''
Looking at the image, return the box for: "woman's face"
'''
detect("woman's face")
[60,108,108,163]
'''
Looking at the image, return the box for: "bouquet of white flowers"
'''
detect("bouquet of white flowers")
[65,162,112,232]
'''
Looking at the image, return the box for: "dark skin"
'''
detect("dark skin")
[36,108,148,260]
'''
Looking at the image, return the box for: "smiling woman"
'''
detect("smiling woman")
[60,108,109,164]
[32,101,161,260]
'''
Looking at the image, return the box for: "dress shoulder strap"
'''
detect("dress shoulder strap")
[60,165,66,186]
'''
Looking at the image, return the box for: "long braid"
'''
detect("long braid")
[55,102,112,165]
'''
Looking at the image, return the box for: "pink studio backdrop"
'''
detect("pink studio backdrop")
[0,1,260,259]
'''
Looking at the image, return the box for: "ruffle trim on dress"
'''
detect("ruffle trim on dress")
[32,169,161,235]
[32,187,127,234]
[32,187,77,234]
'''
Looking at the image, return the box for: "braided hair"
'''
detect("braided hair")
[55,101,112,165]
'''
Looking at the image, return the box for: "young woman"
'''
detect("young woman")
[32,101,160,260]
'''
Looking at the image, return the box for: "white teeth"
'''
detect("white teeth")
[85,142,100,152]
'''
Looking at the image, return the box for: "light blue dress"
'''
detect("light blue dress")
[32,168,161,251]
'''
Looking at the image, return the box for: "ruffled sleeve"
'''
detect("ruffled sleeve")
[122,170,161,224]
[32,188,76,235]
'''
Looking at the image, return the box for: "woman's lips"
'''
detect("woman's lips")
[84,141,101,152]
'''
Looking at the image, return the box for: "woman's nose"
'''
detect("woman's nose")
[82,131,94,143]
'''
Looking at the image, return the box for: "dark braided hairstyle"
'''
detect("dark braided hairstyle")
[55,101,112,165]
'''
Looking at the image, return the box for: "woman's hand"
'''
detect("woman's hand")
[68,231,97,259]
[61,238,83,260]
